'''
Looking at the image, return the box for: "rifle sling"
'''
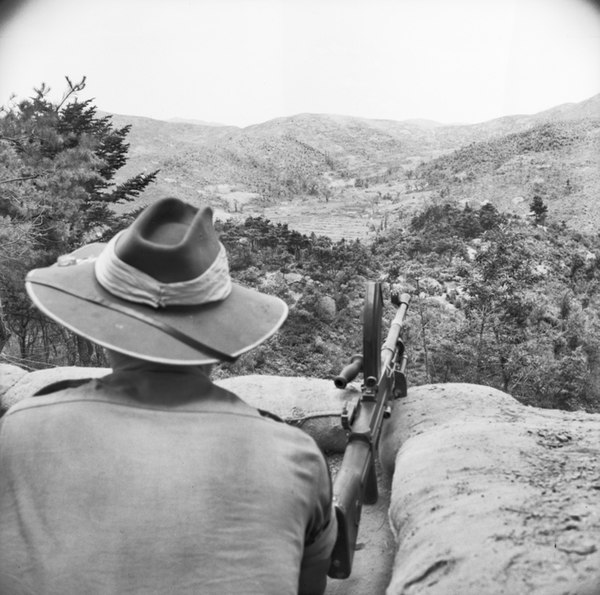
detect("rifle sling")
[29,278,236,362]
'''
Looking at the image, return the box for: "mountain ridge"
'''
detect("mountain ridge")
[104,93,600,239]
[103,92,600,131]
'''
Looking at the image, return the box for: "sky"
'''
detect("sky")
[0,0,599,127]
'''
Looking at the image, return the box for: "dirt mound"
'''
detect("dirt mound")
[380,383,600,595]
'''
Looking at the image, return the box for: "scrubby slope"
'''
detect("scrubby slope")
[414,118,600,231]
[106,93,600,237]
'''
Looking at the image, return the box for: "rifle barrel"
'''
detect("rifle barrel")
[381,294,411,371]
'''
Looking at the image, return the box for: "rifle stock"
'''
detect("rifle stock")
[328,282,410,579]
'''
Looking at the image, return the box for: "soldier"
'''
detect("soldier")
[0,197,336,594]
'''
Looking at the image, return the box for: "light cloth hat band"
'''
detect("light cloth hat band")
[94,231,232,309]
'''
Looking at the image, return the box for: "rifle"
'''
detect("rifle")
[328,281,411,579]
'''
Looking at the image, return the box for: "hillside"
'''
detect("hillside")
[209,202,600,414]
[106,93,600,239]
[414,118,600,231]
[5,84,600,421]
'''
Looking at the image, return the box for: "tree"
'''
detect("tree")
[530,195,548,226]
[0,76,158,366]
[460,227,537,391]
[478,202,502,231]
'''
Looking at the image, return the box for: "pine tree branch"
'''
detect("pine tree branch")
[0,135,29,152]
[55,76,87,112]
[0,174,41,185]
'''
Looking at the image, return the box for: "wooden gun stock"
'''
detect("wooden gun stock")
[328,440,377,578]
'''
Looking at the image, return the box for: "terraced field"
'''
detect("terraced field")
[208,181,432,242]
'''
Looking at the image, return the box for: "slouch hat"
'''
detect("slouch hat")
[26,197,288,364]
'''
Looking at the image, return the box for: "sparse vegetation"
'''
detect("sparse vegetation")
[214,204,600,413]
[2,80,600,414]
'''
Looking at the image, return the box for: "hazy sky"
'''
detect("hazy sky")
[0,0,599,127]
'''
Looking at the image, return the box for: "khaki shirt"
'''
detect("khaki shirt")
[0,369,336,594]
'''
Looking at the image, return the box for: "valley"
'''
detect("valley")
[106,94,600,240]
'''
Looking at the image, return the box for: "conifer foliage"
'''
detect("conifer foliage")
[0,76,158,363]
[529,195,548,226]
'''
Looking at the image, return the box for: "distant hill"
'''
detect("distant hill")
[167,117,229,127]
[414,117,600,231]
[104,93,600,239]
[533,93,600,122]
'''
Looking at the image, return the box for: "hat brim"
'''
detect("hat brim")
[26,244,288,365]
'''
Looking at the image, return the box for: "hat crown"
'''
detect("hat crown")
[115,198,220,284]
[25,197,288,365]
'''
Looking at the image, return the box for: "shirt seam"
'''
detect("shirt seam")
[4,397,269,421]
